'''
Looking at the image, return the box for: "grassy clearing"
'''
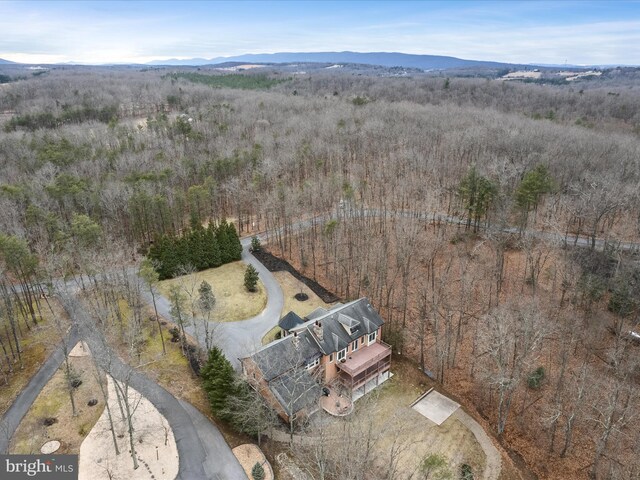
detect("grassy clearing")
[10,353,105,455]
[157,261,267,322]
[0,299,69,418]
[168,72,286,90]
[273,270,334,318]
[355,357,486,479]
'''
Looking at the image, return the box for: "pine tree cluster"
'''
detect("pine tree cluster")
[147,220,242,280]
[200,346,236,422]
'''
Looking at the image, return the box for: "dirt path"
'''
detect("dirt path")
[454,409,502,480]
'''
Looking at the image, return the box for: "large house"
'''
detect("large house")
[240,298,392,423]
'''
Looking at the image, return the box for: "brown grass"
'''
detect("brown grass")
[107,299,251,449]
[0,299,70,418]
[157,261,267,322]
[273,270,335,318]
[261,271,335,345]
[10,353,105,454]
[364,357,486,479]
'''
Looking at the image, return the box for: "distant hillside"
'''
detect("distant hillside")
[0,58,16,65]
[147,51,529,70]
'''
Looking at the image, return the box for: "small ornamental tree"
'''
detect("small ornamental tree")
[201,346,235,421]
[251,462,265,480]
[244,264,259,292]
[250,235,261,253]
[419,453,452,480]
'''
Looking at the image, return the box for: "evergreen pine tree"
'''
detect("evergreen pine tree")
[205,224,222,268]
[244,264,259,292]
[158,236,178,280]
[216,220,232,264]
[251,462,265,480]
[188,226,208,270]
[175,234,191,272]
[201,346,235,421]
[227,222,243,261]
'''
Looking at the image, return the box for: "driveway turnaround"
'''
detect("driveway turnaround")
[63,294,248,480]
[143,236,284,369]
[0,294,247,480]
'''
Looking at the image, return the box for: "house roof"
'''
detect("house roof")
[269,369,322,416]
[249,330,320,381]
[242,297,385,417]
[306,307,329,321]
[278,311,305,331]
[294,298,384,356]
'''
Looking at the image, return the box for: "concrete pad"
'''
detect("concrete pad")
[412,390,460,426]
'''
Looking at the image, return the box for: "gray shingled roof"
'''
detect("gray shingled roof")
[306,307,329,321]
[278,311,305,331]
[269,369,322,416]
[250,331,320,381]
[294,298,384,356]
[244,298,385,418]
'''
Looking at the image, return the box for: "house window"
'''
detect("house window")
[306,357,320,370]
[352,339,359,351]
[337,348,347,362]
[329,353,334,363]
[368,331,377,345]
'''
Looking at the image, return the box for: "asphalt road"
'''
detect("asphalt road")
[0,326,80,454]
[62,293,248,480]
[0,294,247,480]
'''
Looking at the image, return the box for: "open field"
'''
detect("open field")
[157,261,267,322]
[10,351,105,454]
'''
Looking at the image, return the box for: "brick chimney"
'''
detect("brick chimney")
[292,330,299,347]
[313,321,323,341]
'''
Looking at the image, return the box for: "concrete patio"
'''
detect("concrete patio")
[320,386,353,416]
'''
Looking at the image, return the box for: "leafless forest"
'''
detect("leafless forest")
[1,66,639,479]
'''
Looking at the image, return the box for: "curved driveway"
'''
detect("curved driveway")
[0,295,247,480]
[145,236,284,369]
[0,326,80,454]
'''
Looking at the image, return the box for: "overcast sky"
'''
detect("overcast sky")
[1,0,639,65]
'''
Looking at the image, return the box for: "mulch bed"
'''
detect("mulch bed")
[252,249,339,303]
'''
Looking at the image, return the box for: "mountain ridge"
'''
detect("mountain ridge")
[145,51,533,69]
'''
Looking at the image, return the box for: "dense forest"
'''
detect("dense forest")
[0,65,639,479]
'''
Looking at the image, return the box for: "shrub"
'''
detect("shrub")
[169,327,181,342]
[251,462,265,480]
[244,264,259,292]
[250,235,261,252]
[460,463,474,480]
[528,366,545,389]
